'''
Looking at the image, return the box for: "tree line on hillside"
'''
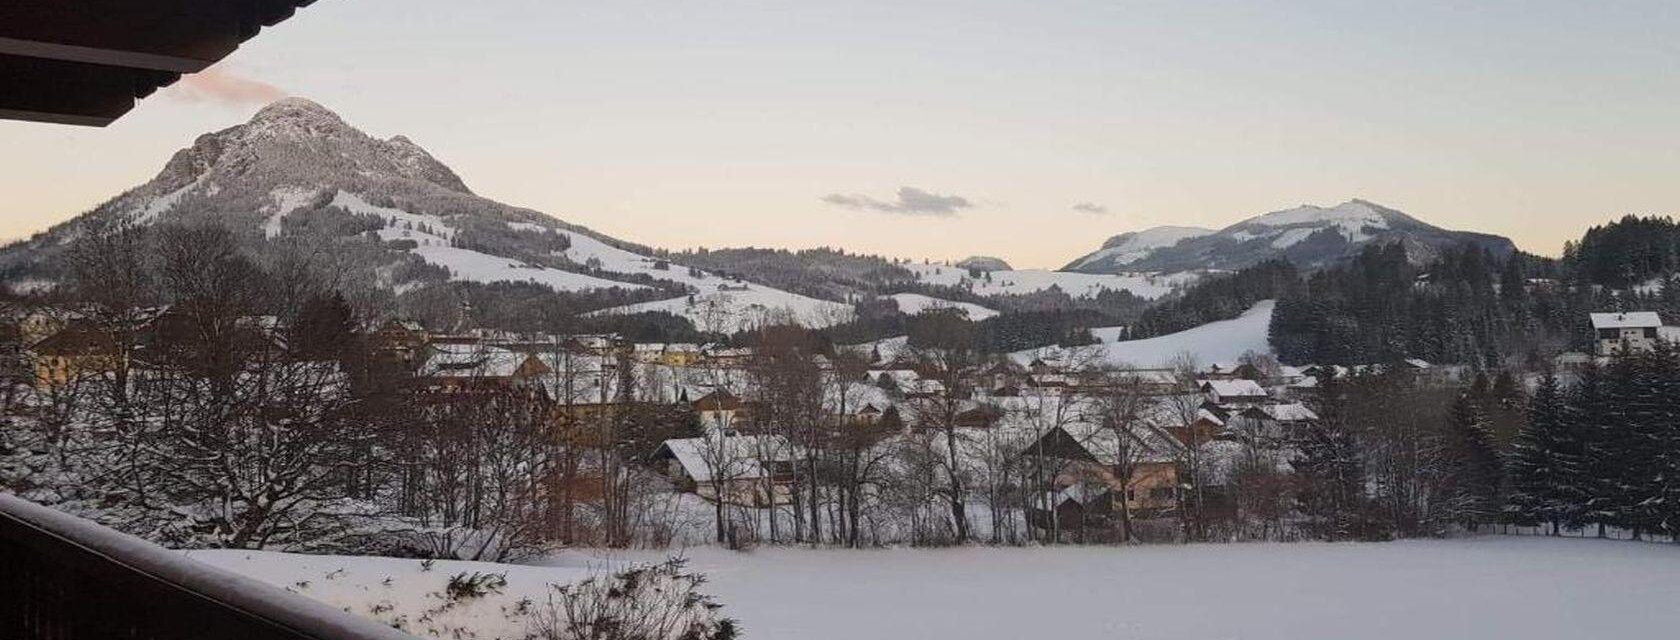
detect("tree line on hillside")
[1268,243,1585,366]
[662,247,916,302]
[1565,214,1680,289]
[1130,260,1298,338]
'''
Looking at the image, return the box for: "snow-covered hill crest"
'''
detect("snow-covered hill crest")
[1064,200,1514,274]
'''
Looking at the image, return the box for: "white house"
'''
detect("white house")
[1199,379,1269,405]
[1589,312,1677,356]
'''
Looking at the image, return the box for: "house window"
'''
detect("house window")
[1149,487,1176,500]
[1598,329,1618,340]
[1646,327,1659,339]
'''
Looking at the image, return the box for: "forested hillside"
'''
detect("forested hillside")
[1130,260,1299,339]
[1267,244,1578,366]
[1564,215,1680,289]
[659,247,916,302]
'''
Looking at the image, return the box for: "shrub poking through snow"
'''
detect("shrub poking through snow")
[530,558,737,640]
[445,571,508,602]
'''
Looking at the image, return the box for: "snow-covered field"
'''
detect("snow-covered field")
[886,292,1000,320]
[908,263,1195,300]
[1021,300,1274,368]
[604,537,1680,640]
[593,286,855,331]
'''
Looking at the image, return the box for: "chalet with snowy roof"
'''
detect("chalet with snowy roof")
[420,343,551,392]
[651,435,794,506]
[692,388,749,435]
[560,334,622,356]
[1200,362,1246,380]
[1019,420,1185,529]
[1199,379,1269,405]
[1116,369,1185,394]
[702,345,753,368]
[1026,372,1078,395]
[1230,403,1320,444]
[1589,311,1680,356]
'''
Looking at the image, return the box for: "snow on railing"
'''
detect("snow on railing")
[0,493,416,640]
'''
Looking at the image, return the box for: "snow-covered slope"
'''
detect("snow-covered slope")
[1064,200,1514,274]
[1017,300,1274,368]
[1065,225,1213,272]
[908,263,1194,300]
[886,293,999,320]
[593,286,855,331]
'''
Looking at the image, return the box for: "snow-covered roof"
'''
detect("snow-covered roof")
[1046,420,1181,465]
[656,435,793,482]
[1260,403,1318,423]
[1114,369,1181,385]
[1200,379,1268,399]
[1590,312,1661,329]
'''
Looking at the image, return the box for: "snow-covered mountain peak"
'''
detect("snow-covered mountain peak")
[250,96,340,124]
[140,98,473,201]
[1233,199,1430,243]
[1064,199,1513,274]
[1,97,855,330]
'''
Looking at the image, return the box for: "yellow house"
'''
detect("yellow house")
[30,323,125,389]
[660,343,703,367]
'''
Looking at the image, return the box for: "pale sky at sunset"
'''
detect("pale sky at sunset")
[3,1,1678,268]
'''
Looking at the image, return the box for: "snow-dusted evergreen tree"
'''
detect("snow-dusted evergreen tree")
[1504,372,1587,534]
[1292,373,1375,540]
[1598,348,1670,538]
[1437,389,1504,530]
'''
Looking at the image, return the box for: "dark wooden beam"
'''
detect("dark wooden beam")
[0,1,251,73]
[0,0,315,127]
[0,54,179,126]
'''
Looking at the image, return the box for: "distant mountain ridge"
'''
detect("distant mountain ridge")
[1063,200,1516,274]
[0,98,851,329]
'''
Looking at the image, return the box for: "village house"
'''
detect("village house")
[1019,419,1185,533]
[1589,311,1680,356]
[419,343,552,392]
[1228,402,1320,445]
[660,343,704,367]
[691,388,749,435]
[651,435,795,506]
[1114,369,1184,395]
[1199,379,1269,405]
[702,345,754,369]
[29,319,124,389]
[369,319,429,367]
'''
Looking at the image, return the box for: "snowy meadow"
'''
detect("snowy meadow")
[593,537,1679,640]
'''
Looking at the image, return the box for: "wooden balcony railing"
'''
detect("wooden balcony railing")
[0,493,416,640]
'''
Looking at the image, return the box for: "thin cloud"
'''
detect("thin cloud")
[820,186,974,217]
[1071,202,1109,215]
[169,66,288,107]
